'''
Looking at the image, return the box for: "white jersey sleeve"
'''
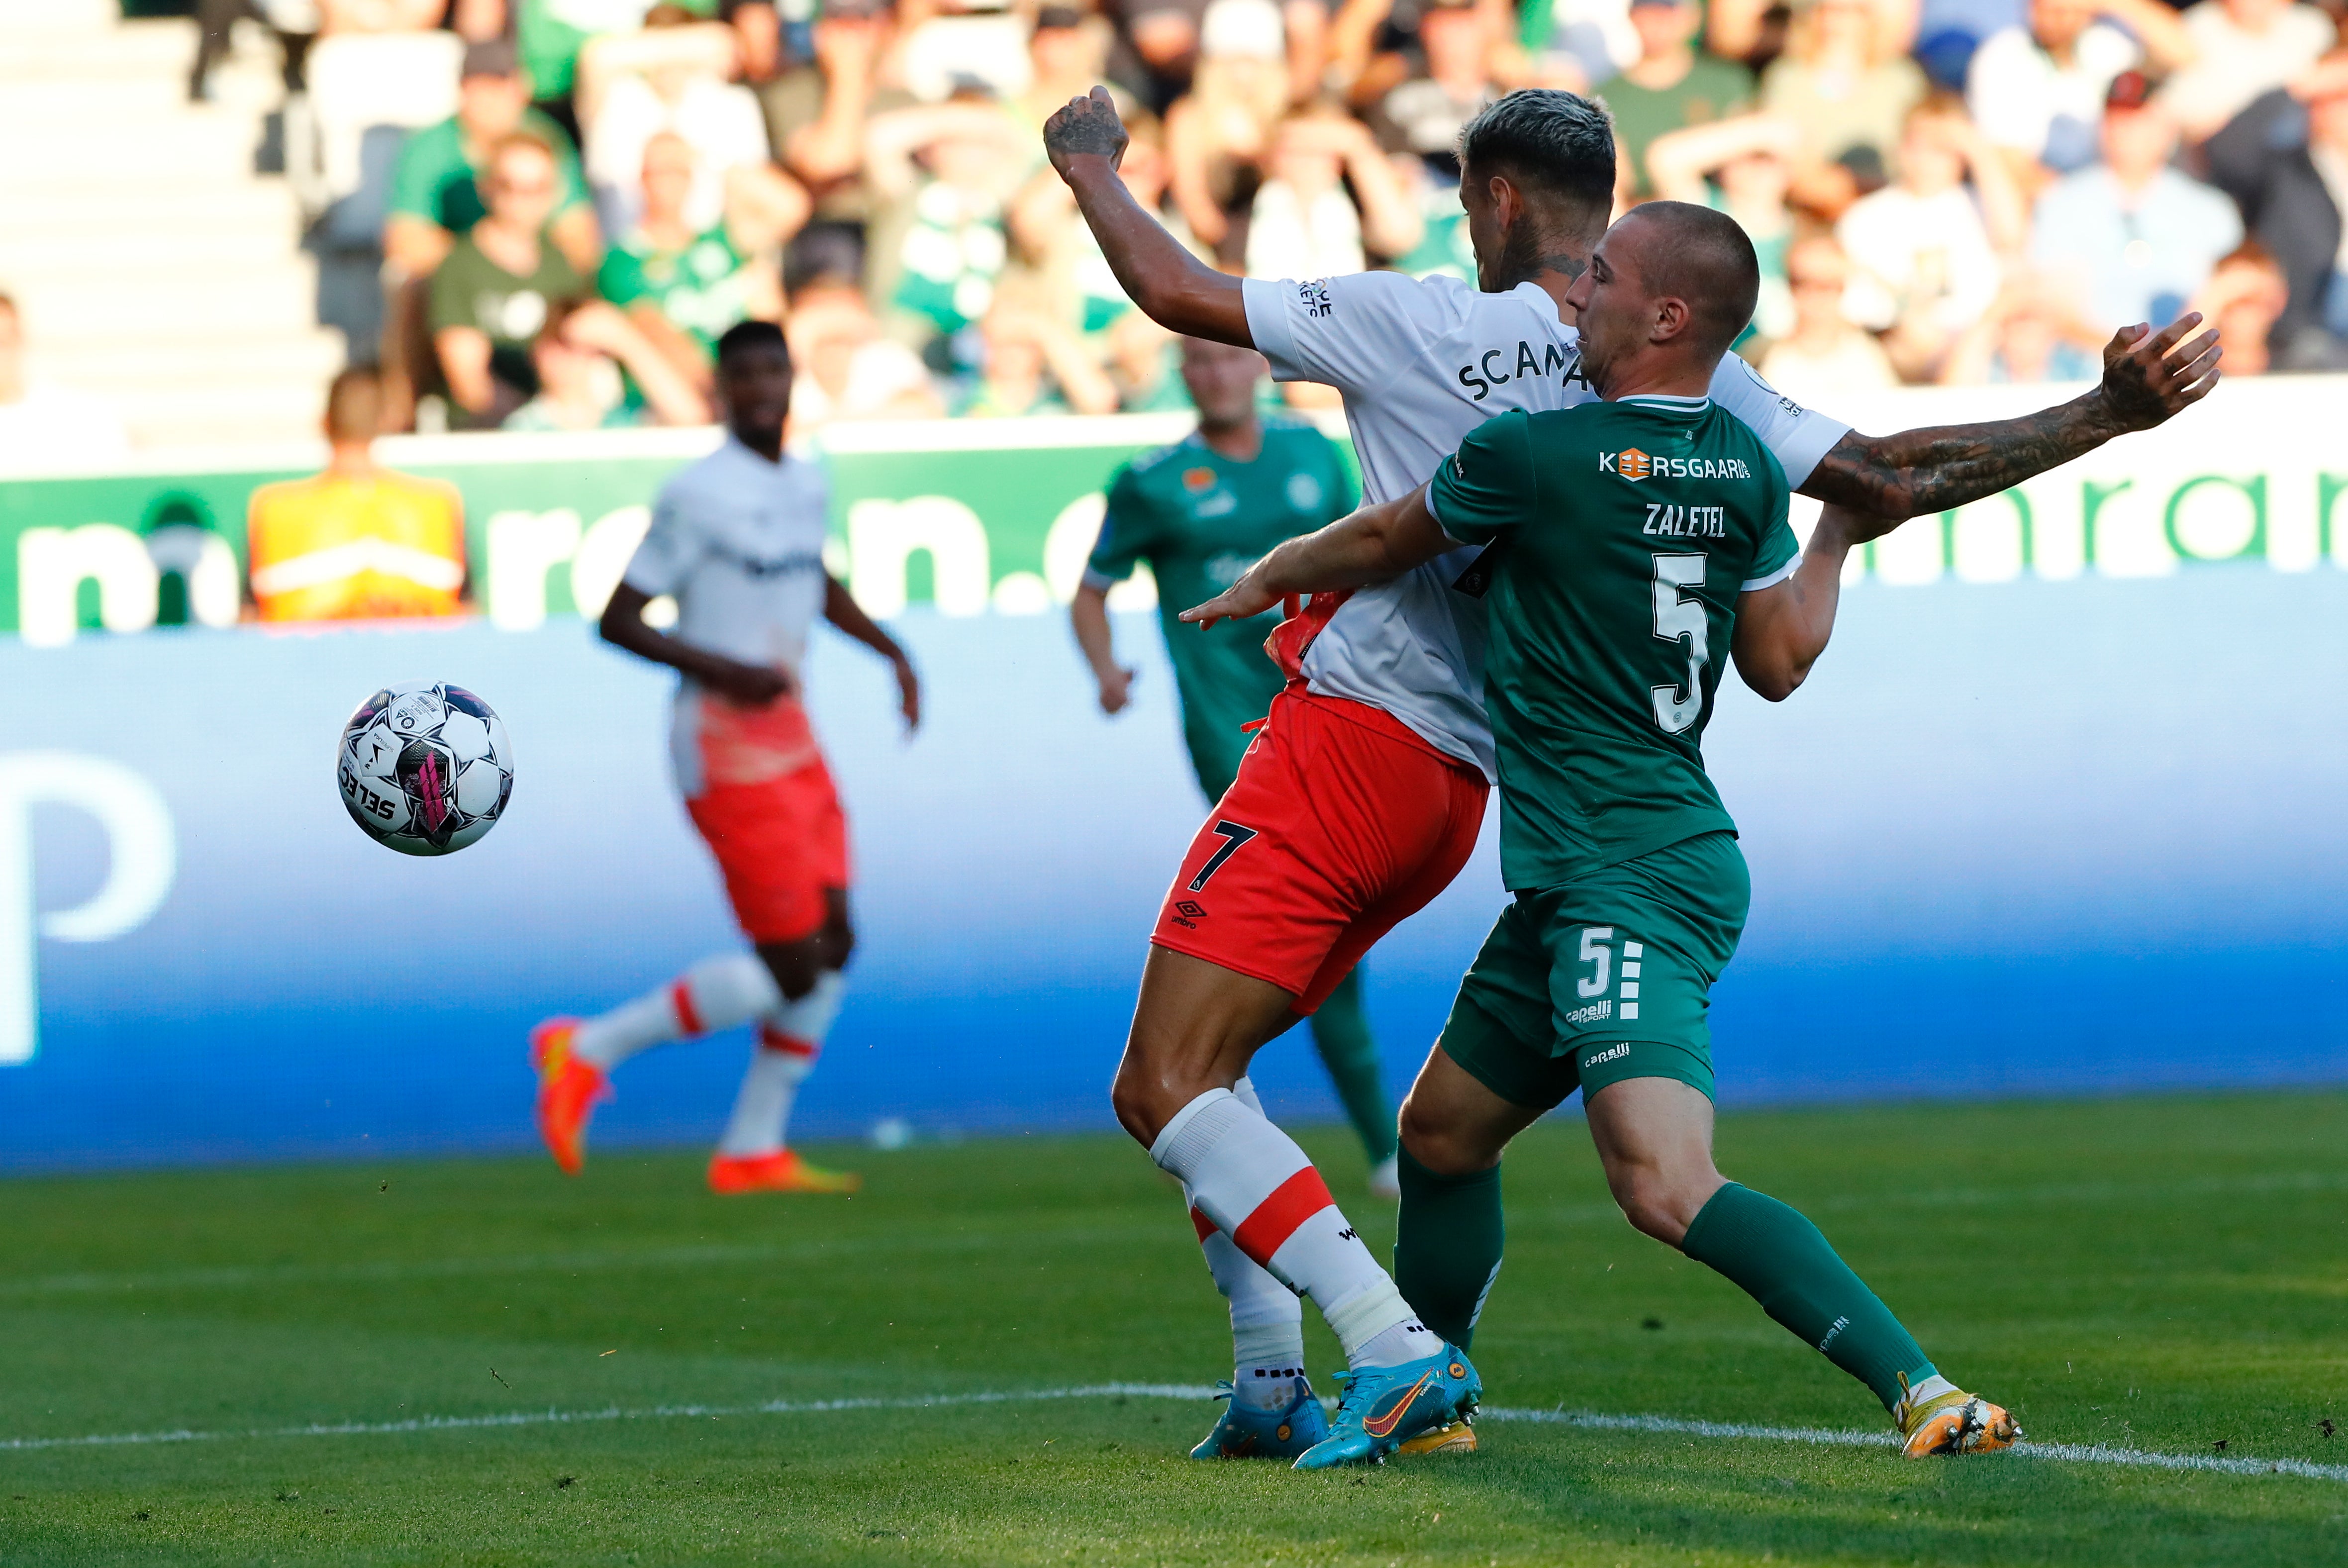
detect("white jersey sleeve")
[1706,354,1850,490]
[1243,271,1468,399]
[621,477,706,597]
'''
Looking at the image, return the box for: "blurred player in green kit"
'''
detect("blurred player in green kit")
[1070,336,1401,1200]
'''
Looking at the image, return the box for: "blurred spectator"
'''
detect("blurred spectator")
[0,293,130,469]
[958,292,1121,415]
[245,368,467,622]
[1245,105,1423,277]
[191,0,315,104]
[1389,151,1476,279]
[864,98,1030,362]
[1021,5,1124,128]
[1531,0,1641,90]
[2028,72,2241,331]
[519,0,730,139]
[1647,114,1800,338]
[1965,0,2193,179]
[900,0,1036,105]
[2203,50,2348,368]
[386,40,599,282]
[1111,0,1330,111]
[763,0,910,221]
[1940,268,2106,380]
[504,298,712,427]
[1166,0,1293,261]
[1371,0,1506,161]
[1758,0,1928,203]
[429,133,700,425]
[1337,0,1528,112]
[1712,0,1919,65]
[2185,241,2291,373]
[582,3,781,238]
[2167,0,2336,143]
[1598,0,1754,199]
[1754,235,1903,399]
[1837,94,2026,377]
[599,131,796,395]
[785,272,946,423]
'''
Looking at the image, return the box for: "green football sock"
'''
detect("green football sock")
[1679,1182,1936,1415]
[1393,1147,1504,1349]
[1307,968,1397,1163]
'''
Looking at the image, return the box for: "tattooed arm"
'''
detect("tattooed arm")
[1800,313,2223,539]
[1043,86,1252,347]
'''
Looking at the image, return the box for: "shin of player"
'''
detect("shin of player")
[531,320,920,1196]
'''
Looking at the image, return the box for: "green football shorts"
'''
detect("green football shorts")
[1438,831,1750,1110]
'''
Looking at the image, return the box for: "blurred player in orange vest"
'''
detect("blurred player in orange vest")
[247,369,469,622]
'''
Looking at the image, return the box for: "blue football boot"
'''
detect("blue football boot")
[1291,1345,1481,1470]
[1188,1380,1330,1460]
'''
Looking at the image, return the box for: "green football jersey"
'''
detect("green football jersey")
[1427,394,1796,889]
[1088,417,1358,800]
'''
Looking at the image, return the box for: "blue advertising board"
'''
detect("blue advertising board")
[3,563,2345,1172]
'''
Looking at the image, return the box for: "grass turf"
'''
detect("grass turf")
[1,1090,2344,1565]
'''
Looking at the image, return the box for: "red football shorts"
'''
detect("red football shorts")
[1152,684,1488,1012]
[684,695,849,946]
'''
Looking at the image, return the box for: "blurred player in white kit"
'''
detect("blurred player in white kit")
[531,319,921,1194]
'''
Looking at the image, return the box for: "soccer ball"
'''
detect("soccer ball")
[337,681,514,856]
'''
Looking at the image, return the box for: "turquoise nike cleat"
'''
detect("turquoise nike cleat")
[1188,1381,1330,1459]
[1291,1345,1480,1470]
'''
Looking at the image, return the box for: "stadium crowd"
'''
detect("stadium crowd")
[182,0,2348,433]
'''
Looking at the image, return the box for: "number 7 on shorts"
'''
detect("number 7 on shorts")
[1188,821,1259,891]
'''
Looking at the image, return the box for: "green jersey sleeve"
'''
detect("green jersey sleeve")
[1321,433,1360,519]
[1425,410,1538,545]
[1085,466,1161,584]
[1740,466,1799,591]
[387,120,458,223]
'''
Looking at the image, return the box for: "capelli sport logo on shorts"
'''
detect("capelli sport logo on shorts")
[1600,450,1752,482]
[1582,1043,1632,1069]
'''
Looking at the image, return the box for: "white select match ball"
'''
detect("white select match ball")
[337,681,514,856]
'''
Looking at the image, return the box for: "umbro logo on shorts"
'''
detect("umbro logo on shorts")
[1170,898,1207,930]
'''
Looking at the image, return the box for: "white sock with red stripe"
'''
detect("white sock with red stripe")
[1187,1078,1306,1412]
[573,952,781,1071]
[716,972,845,1157]
[1154,1087,1442,1371]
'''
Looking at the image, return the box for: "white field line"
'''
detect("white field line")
[4,1384,2345,1484]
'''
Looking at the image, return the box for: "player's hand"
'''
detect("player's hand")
[707,659,793,706]
[1179,572,1282,630]
[2096,312,2221,431]
[1044,86,1128,180]
[891,653,922,734]
[1095,664,1138,714]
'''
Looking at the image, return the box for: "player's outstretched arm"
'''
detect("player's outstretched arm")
[1730,507,1876,701]
[823,576,922,732]
[1800,313,2222,527]
[1043,87,1251,348]
[599,581,794,705]
[1070,581,1138,714]
[1179,486,1451,628]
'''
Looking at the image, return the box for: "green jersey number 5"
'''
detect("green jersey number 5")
[1649,554,1709,735]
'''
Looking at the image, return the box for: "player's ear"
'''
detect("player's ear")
[1651,295,1691,345]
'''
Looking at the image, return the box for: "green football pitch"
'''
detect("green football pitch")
[2,1091,2344,1566]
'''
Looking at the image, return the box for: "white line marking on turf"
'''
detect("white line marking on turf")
[5,1386,2343,1484]
[1474,1407,2348,1483]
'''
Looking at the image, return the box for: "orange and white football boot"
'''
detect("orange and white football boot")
[1896,1376,2020,1457]
[530,1018,609,1176]
[706,1149,862,1195]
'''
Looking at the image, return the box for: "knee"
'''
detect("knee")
[824,918,856,972]
[1396,1090,1493,1177]
[1606,1167,1714,1248]
[1109,1059,1171,1148]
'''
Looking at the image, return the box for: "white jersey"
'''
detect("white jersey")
[1242,271,1851,779]
[623,434,832,796]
